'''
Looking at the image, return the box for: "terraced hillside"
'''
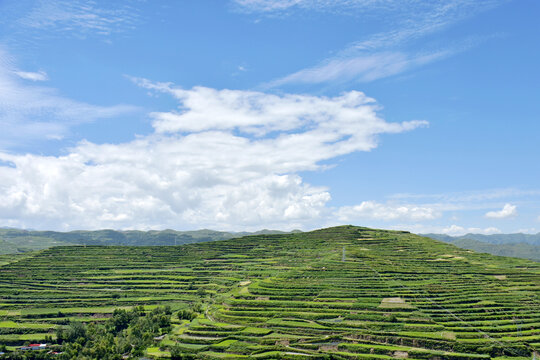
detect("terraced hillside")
[0,226,539,359]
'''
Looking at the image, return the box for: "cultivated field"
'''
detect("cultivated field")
[0,226,539,359]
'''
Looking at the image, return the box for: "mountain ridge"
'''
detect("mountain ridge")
[424,232,540,262]
[0,228,300,254]
[424,232,540,245]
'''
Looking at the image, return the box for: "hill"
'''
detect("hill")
[425,232,540,246]
[0,225,538,359]
[0,228,294,254]
[424,233,540,262]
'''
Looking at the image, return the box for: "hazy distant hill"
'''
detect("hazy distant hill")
[425,232,540,245]
[424,232,540,261]
[0,228,298,254]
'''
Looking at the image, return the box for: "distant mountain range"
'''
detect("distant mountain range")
[3,227,539,262]
[424,232,540,262]
[424,232,540,245]
[0,228,300,254]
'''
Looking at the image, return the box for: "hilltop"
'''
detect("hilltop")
[0,225,539,359]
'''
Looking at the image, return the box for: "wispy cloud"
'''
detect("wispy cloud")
[0,47,138,149]
[268,49,452,86]
[233,0,304,13]
[16,0,140,38]
[390,189,540,213]
[258,0,503,86]
[234,0,503,19]
[234,0,489,16]
[14,70,48,81]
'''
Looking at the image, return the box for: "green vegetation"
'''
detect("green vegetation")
[425,234,540,262]
[0,228,294,254]
[426,233,540,246]
[0,225,539,359]
[451,239,540,262]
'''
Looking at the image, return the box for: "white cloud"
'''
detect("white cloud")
[233,0,303,12]
[441,225,502,236]
[234,0,499,15]
[485,204,517,219]
[397,224,502,236]
[516,227,537,234]
[388,224,503,236]
[15,70,48,81]
[391,188,540,203]
[131,76,427,144]
[337,201,439,222]
[387,189,540,216]
[0,81,427,230]
[440,225,466,235]
[269,49,451,86]
[17,0,139,38]
[260,1,501,86]
[0,47,137,148]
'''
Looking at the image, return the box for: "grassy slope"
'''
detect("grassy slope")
[0,225,539,359]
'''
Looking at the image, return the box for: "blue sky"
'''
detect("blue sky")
[0,0,539,234]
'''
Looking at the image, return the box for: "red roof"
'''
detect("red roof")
[29,344,42,347]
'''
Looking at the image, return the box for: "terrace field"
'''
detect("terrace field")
[0,225,539,359]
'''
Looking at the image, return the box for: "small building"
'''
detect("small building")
[20,343,47,351]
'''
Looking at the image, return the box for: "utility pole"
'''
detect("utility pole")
[342,246,346,262]
[513,317,522,337]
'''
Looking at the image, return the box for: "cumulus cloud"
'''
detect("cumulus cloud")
[441,225,501,236]
[485,204,517,219]
[131,77,427,152]
[0,81,427,230]
[389,224,502,236]
[517,227,537,234]
[337,201,439,222]
[0,141,331,230]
